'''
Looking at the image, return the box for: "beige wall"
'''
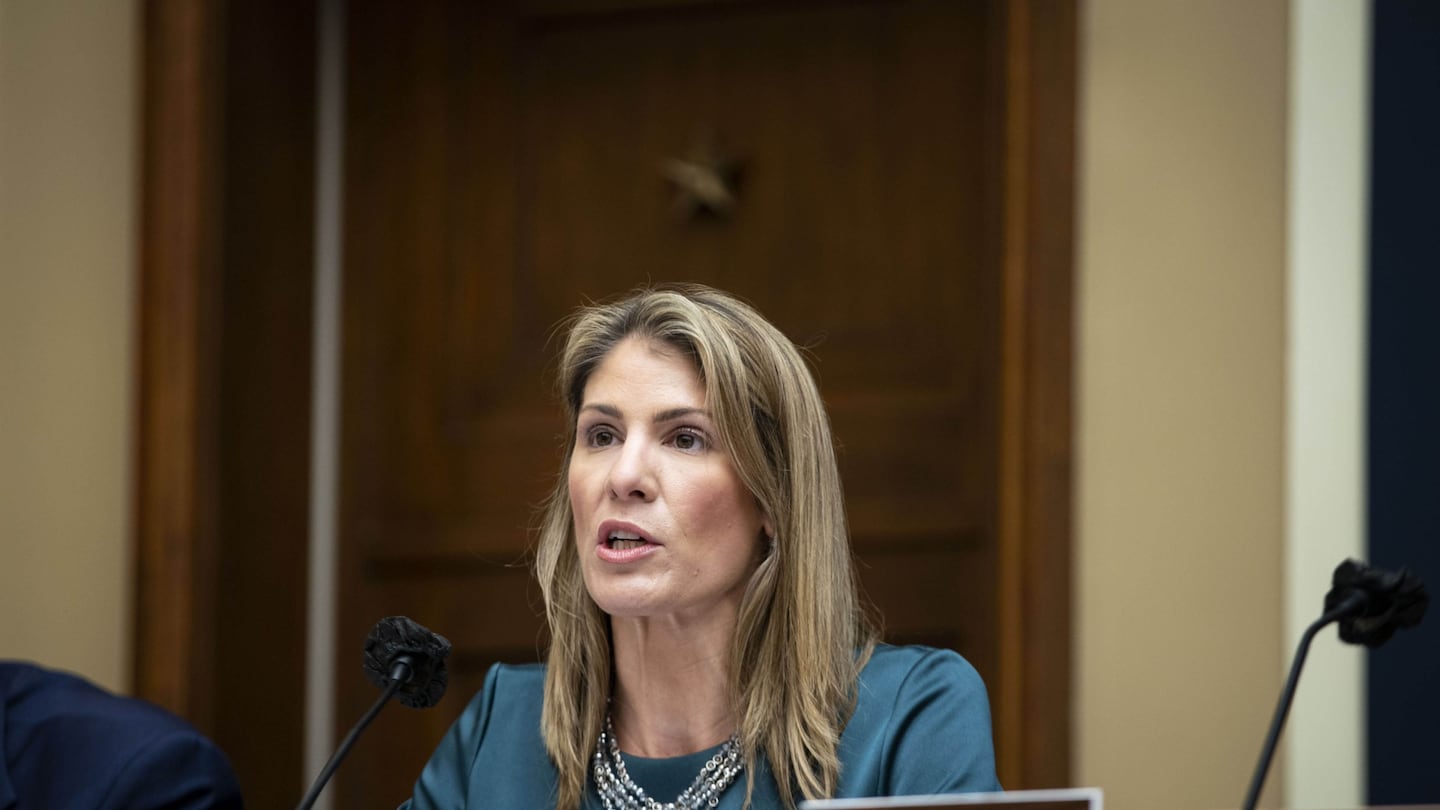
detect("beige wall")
[1076,1,1289,809]
[0,0,137,693]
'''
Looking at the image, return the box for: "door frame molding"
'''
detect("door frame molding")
[133,2,318,804]
[133,0,225,729]
[993,0,1076,789]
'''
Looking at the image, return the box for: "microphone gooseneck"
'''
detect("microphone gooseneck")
[1241,559,1428,810]
[296,616,452,810]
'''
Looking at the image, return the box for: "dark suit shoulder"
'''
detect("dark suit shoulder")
[1,661,243,810]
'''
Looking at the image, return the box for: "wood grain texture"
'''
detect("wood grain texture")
[994,0,1076,789]
[133,0,225,731]
[208,2,317,805]
[134,1,317,804]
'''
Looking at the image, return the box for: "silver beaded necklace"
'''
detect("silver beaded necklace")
[592,713,744,810]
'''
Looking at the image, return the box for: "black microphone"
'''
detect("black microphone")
[1241,559,1428,810]
[363,615,452,708]
[1324,558,1429,647]
[297,617,452,810]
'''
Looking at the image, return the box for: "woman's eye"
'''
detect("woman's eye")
[586,427,618,447]
[671,430,705,452]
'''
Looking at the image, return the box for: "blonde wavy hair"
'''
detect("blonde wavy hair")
[534,284,875,810]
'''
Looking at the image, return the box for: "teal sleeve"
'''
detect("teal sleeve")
[398,665,500,810]
[839,645,1001,797]
[880,647,1001,795]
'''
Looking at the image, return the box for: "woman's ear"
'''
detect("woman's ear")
[751,498,776,554]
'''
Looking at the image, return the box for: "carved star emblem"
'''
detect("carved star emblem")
[659,132,745,220]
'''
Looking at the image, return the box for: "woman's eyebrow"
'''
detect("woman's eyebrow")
[577,404,710,424]
[578,403,621,418]
[653,406,710,424]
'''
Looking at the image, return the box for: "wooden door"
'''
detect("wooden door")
[334,1,1073,806]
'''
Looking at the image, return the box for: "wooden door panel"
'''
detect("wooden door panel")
[521,2,987,324]
[834,395,990,533]
[515,1,998,706]
[336,1,1069,806]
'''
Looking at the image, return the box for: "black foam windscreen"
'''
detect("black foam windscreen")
[362,616,452,709]
[1325,558,1428,648]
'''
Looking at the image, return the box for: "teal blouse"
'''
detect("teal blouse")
[400,644,1000,809]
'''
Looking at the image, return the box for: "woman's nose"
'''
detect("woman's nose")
[606,438,656,501]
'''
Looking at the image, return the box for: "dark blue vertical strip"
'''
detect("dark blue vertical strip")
[1367,0,1440,803]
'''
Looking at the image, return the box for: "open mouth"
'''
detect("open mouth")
[606,529,649,551]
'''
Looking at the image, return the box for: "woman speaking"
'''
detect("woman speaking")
[401,285,999,809]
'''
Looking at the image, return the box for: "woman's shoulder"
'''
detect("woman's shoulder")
[857,643,984,694]
[483,661,546,691]
[463,661,547,718]
[400,662,555,809]
[840,644,1001,795]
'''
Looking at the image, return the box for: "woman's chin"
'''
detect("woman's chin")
[587,586,664,620]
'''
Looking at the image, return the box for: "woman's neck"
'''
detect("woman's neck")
[608,613,736,758]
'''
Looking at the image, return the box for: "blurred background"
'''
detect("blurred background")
[2,1,1435,809]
